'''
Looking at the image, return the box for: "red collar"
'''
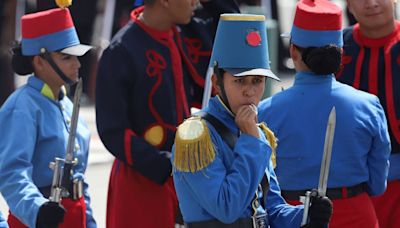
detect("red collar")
[130,6,174,44]
[353,21,400,47]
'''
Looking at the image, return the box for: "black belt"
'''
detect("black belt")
[39,179,84,201]
[281,183,367,200]
[187,218,254,228]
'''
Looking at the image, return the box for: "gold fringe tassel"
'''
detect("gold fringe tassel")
[259,122,277,168]
[174,119,215,173]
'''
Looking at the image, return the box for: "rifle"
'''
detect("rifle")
[49,79,82,203]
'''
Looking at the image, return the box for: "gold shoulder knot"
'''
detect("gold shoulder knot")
[259,122,277,169]
[173,116,215,173]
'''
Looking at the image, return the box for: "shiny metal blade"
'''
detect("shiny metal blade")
[318,107,336,196]
[65,78,83,162]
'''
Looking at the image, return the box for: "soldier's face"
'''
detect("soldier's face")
[222,72,265,115]
[167,0,199,25]
[35,52,81,87]
[347,0,396,30]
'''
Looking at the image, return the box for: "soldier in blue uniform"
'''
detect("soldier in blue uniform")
[259,0,391,227]
[0,7,96,228]
[172,13,333,228]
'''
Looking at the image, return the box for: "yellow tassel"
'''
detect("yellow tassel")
[259,122,277,169]
[174,117,215,173]
[55,0,72,8]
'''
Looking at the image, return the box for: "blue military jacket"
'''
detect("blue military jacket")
[259,72,391,195]
[172,97,303,227]
[0,76,96,227]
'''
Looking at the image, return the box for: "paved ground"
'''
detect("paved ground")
[0,72,295,227]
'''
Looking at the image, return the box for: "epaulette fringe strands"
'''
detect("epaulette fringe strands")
[259,122,277,168]
[174,117,215,173]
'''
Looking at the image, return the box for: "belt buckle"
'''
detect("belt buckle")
[252,213,267,228]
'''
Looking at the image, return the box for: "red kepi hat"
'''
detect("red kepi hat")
[21,8,92,56]
[283,0,343,48]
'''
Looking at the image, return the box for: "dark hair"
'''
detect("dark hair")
[296,44,342,75]
[213,64,225,78]
[10,42,34,75]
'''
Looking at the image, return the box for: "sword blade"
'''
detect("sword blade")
[317,106,336,196]
[65,78,83,162]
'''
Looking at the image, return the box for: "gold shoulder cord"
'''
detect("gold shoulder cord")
[259,122,277,169]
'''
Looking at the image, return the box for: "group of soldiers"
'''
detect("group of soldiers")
[0,0,399,228]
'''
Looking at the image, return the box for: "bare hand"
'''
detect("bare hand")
[235,104,259,138]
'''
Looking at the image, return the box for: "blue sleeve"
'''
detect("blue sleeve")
[367,97,391,196]
[176,131,270,224]
[0,109,48,228]
[266,161,303,228]
[82,178,97,228]
[0,211,8,228]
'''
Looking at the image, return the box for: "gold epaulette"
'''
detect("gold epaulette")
[173,116,215,173]
[259,122,277,169]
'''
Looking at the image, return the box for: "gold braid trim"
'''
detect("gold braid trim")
[174,117,215,172]
[259,122,277,169]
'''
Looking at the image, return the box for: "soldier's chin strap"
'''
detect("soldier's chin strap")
[213,62,232,113]
[40,49,75,85]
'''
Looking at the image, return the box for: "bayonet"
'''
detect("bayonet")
[318,107,336,196]
[49,79,82,202]
[301,107,336,225]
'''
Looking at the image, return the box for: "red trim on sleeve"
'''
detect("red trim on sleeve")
[124,129,136,166]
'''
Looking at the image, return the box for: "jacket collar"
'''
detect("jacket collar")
[28,76,66,101]
[294,71,335,86]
